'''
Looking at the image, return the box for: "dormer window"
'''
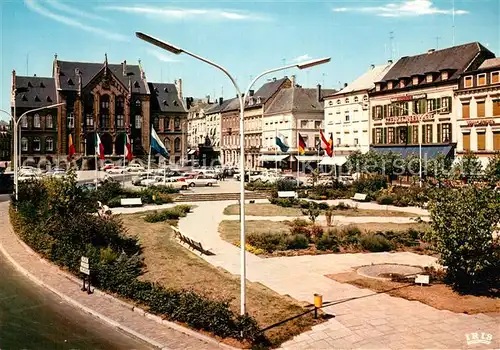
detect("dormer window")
[21,94,28,101]
[257,97,262,104]
[387,81,393,90]
[34,95,41,102]
[27,81,33,88]
[464,76,473,88]
[162,100,168,106]
[173,101,179,106]
[337,99,341,104]
[477,73,486,86]
[399,79,406,88]
[328,100,333,106]
[345,98,349,103]
[426,74,433,83]
[164,87,168,92]
[354,96,359,103]
[40,82,45,88]
[441,71,449,81]
[46,96,52,102]
[375,83,381,92]
[134,81,140,88]
[492,71,500,84]
[67,78,74,85]
[135,99,141,107]
[412,76,419,86]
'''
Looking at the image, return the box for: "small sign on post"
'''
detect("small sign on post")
[80,256,92,294]
[415,274,430,286]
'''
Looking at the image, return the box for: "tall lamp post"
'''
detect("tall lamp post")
[136,31,330,315]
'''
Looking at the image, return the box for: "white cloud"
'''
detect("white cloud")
[292,54,312,63]
[46,0,109,22]
[332,0,469,17]
[24,0,127,41]
[98,5,270,21]
[146,48,180,63]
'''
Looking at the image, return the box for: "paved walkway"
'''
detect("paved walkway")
[0,202,220,350]
[176,200,499,350]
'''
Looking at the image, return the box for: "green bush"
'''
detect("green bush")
[316,233,340,251]
[144,206,189,223]
[336,225,361,247]
[359,233,394,252]
[317,202,330,210]
[285,234,309,250]
[276,178,298,191]
[299,200,311,209]
[247,232,286,253]
[376,195,394,205]
[352,175,387,196]
[269,197,298,207]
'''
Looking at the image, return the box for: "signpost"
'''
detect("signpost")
[80,256,92,294]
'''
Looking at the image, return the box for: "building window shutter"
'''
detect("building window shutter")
[447,97,452,113]
[477,132,486,150]
[404,102,409,115]
[437,124,442,143]
[477,101,486,118]
[493,100,500,116]
[462,103,470,119]
[408,126,412,145]
[383,105,387,118]
[463,133,470,151]
[372,129,375,144]
[372,106,376,119]
[383,128,387,144]
[435,98,441,112]
[493,131,500,150]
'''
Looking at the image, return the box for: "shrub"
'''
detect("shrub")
[360,233,394,252]
[352,175,387,196]
[316,233,340,251]
[377,195,394,205]
[333,202,351,210]
[276,178,298,191]
[299,200,311,209]
[337,225,361,247]
[285,234,309,250]
[247,232,286,253]
[317,202,330,210]
[308,224,324,241]
[144,206,189,223]
[269,197,298,208]
[289,223,310,237]
[301,203,320,223]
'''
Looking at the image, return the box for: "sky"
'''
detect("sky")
[0,0,499,121]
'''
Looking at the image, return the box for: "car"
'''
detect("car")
[184,175,218,187]
[281,175,304,187]
[102,163,116,171]
[106,166,126,174]
[140,176,159,187]
[154,178,189,190]
[45,169,66,178]
[126,164,145,172]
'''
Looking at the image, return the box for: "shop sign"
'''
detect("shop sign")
[390,93,427,102]
[466,120,494,127]
[386,113,434,124]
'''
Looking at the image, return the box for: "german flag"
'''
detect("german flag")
[67,134,75,161]
[298,133,306,155]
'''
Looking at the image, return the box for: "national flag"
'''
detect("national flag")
[329,132,335,157]
[95,133,105,160]
[151,127,169,159]
[124,133,133,161]
[275,133,289,153]
[319,130,333,157]
[67,134,75,161]
[298,133,306,155]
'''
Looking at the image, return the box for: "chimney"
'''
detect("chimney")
[291,74,296,87]
[316,84,322,102]
[176,78,183,100]
[122,60,127,76]
[273,77,277,82]
[219,97,223,105]
[388,59,393,64]
[249,90,254,96]
[428,49,435,54]
[370,64,375,69]
[344,83,348,88]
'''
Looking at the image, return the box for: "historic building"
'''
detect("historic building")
[455,58,500,167]
[11,55,187,166]
[323,62,393,166]
[186,97,214,151]
[220,77,291,168]
[0,121,10,163]
[368,43,494,160]
[261,80,335,171]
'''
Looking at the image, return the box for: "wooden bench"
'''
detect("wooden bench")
[350,193,367,202]
[278,191,298,199]
[171,226,214,256]
[120,198,143,207]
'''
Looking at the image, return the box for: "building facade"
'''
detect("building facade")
[455,58,500,167]
[369,43,494,159]
[187,97,213,150]
[11,55,187,166]
[0,121,10,163]
[323,62,393,166]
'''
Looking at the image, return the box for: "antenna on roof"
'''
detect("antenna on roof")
[435,36,441,49]
[452,0,455,46]
[389,31,395,61]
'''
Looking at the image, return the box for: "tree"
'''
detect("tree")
[485,152,500,186]
[346,151,364,174]
[453,152,483,183]
[426,186,500,293]
[302,202,320,223]
[426,154,453,182]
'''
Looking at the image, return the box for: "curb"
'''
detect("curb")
[2,213,236,350]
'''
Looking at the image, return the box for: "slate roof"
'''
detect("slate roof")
[14,76,58,108]
[57,60,148,94]
[148,82,186,113]
[330,63,394,96]
[206,98,235,114]
[379,42,493,82]
[478,58,500,70]
[265,87,328,115]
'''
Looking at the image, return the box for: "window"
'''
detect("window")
[414,99,426,114]
[462,102,470,119]
[441,124,451,143]
[464,76,473,88]
[494,131,500,150]
[441,71,448,80]
[174,137,181,152]
[477,132,486,150]
[153,117,159,130]
[314,121,321,129]
[100,95,110,109]
[412,76,419,86]
[375,84,381,92]
[301,120,308,128]
[174,117,180,129]
[135,99,141,107]
[397,127,408,144]
[375,106,382,119]
[34,114,40,128]
[86,114,94,127]
[424,124,433,143]
[387,81,393,89]
[164,137,171,152]
[33,137,41,151]
[412,125,419,144]
[336,138,341,146]
[399,79,405,88]
[375,128,382,144]
[426,99,436,113]
[388,127,395,144]
[116,114,124,128]
[426,74,433,83]
[135,115,142,129]
[493,99,500,116]
[46,137,54,151]
[116,97,125,109]
[68,112,75,128]
[345,98,349,103]
[336,99,341,104]
[354,138,359,145]
[477,73,486,86]
[477,101,486,118]
[315,136,320,148]
[21,137,28,152]
[164,118,170,130]
[100,114,109,128]
[463,133,470,151]
[441,97,452,113]
[492,71,500,84]
[21,116,28,128]
[46,114,53,128]
[354,96,359,103]
[345,113,350,122]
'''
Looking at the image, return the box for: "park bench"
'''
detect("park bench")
[171,226,214,256]
[277,191,298,199]
[120,198,143,207]
[350,193,368,202]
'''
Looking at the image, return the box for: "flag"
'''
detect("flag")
[275,133,289,152]
[151,127,169,159]
[124,133,133,161]
[329,132,335,157]
[298,133,306,155]
[319,130,333,157]
[67,134,75,161]
[95,133,105,160]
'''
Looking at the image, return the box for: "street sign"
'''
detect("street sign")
[80,261,89,269]
[79,266,90,275]
[81,256,89,264]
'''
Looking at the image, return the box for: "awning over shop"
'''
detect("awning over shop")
[188,149,197,155]
[319,156,347,166]
[296,155,323,162]
[260,154,290,162]
[370,145,454,159]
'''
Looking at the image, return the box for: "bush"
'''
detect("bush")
[276,178,298,191]
[352,175,387,196]
[360,233,394,252]
[247,232,286,253]
[336,225,361,247]
[285,234,309,250]
[308,224,324,241]
[316,233,339,251]
[377,195,394,205]
[268,197,298,208]
[144,206,189,223]
[299,200,311,209]
[317,202,330,210]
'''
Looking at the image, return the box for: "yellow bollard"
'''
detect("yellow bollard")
[314,293,323,319]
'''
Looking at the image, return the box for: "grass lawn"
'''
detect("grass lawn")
[220,220,291,244]
[121,213,320,347]
[327,272,500,315]
[223,203,419,218]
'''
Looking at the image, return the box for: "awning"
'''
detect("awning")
[296,155,323,162]
[370,145,454,159]
[260,155,289,162]
[320,156,347,166]
[188,150,197,155]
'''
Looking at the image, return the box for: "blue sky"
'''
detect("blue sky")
[1,0,499,121]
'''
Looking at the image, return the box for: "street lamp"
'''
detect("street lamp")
[136,32,330,315]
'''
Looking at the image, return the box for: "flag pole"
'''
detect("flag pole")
[94,131,98,190]
[147,145,151,181]
[296,129,300,185]
[123,133,126,186]
[275,126,278,173]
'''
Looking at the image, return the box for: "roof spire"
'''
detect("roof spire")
[104,53,108,66]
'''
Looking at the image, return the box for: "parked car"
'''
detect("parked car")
[126,164,145,172]
[185,175,218,187]
[140,176,159,187]
[131,172,154,186]
[106,166,126,174]
[154,177,189,190]
[102,162,116,171]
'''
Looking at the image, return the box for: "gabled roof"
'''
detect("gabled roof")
[330,63,394,96]
[265,87,328,115]
[379,42,493,82]
[478,58,500,70]
[221,98,240,113]
[14,76,57,108]
[148,82,186,113]
[56,60,148,94]
[206,98,234,114]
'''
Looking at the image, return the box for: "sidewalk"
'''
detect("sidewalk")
[177,200,499,349]
[0,202,220,350]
